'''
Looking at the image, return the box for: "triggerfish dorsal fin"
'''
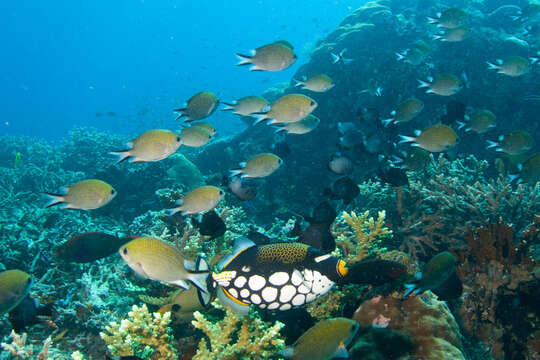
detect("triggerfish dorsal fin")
[216,287,250,314]
[217,237,256,271]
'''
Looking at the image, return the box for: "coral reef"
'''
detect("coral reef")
[100,304,178,359]
[1,331,51,360]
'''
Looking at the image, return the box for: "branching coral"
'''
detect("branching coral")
[1,331,51,360]
[332,210,392,264]
[191,300,284,360]
[100,304,178,360]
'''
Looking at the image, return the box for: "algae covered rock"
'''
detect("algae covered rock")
[165,153,204,188]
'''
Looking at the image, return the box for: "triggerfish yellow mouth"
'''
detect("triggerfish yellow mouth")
[337,260,348,277]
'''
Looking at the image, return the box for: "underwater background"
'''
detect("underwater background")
[1,0,540,359]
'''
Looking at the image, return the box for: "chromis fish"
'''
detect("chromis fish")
[192,210,226,239]
[294,74,334,92]
[323,176,359,205]
[178,126,213,147]
[328,153,353,175]
[230,153,283,178]
[361,78,383,97]
[275,114,320,135]
[330,48,353,64]
[110,129,181,163]
[403,251,457,298]
[433,26,469,42]
[399,124,458,153]
[486,131,533,155]
[212,238,348,314]
[396,46,427,66]
[44,179,116,210]
[0,270,32,315]
[157,286,209,323]
[253,94,318,125]
[428,8,467,29]
[457,109,496,134]
[222,96,268,116]
[418,73,463,96]
[487,56,530,77]
[236,42,297,71]
[382,98,424,127]
[119,237,209,293]
[509,153,540,184]
[281,317,359,360]
[8,295,54,333]
[224,176,257,201]
[173,91,219,122]
[165,185,224,216]
[189,122,216,136]
[55,232,131,263]
[392,148,432,171]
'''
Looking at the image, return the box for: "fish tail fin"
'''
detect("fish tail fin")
[381,118,394,127]
[508,173,522,184]
[173,108,186,120]
[530,57,539,65]
[456,121,466,130]
[417,79,430,88]
[427,16,438,24]
[486,61,499,70]
[510,15,521,21]
[109,151,131,164]
[486,140,499,149]
[42,192,64,208]
[330,52,340,64]
[432,34,443,41]
[164,207,181,216]
[398,135,416,144]
[395,52,404,61]
[402,283,419,299]
[236,53,252,66]
[274,126,286,134]
[251,112,268,125]
[229,169,243,178]
[194,256,212,306]
[188,270,210,295]
[293,78,303,87]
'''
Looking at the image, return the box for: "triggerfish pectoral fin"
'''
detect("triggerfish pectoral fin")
[216,287,250,315]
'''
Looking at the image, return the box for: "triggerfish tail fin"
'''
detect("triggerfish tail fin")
[109,150,131,164]
[216,287,250,314]
[43,192,64,208]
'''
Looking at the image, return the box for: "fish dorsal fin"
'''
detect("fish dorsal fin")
[217,237,255,271]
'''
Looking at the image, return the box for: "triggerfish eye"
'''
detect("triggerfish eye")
[337,260,348,277]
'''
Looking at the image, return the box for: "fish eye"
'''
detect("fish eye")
[176,136,181,142]
[219,190,224,195]
[171,304,181,312]
[111,189,116,195]
[310,101,316,106]
[123,248,128,255]
[26,277,32,284]
[278,159,283,164]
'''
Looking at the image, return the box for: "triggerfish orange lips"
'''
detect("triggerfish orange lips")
[337,260,348,277]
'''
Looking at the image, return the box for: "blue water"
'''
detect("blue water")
[0,0,365,141]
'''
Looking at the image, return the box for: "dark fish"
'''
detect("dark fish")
[106,112,117,117]
[323,177,359,205]
[8,295,54,333]
[291,222,336,253]
[223,176,257,201]
[304,201,337,226]
[54,232,131,263]
[403,251,457,298]
[377,165,409,187]
[341,259,407,285]
[192,210,226,239]
[440,100,466,125]
[431,270,462,301]
[271,141,291,159]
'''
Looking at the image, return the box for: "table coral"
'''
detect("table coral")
[191,300,284,360]
[99,304,178,360]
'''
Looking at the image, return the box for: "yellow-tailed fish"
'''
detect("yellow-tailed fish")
[275,114,320,135]
[509,153,540,184]
[487,56,530,77]
[236,42,297,71]
[486,131,533,155]
[382,98,424,126]
[119,237,209,293]
[457,109,496,134]
[418,73,463,96]
[179,126,213,147]
[173,91,219,122]
[110,129,181,163]
[0,270,32,314]
[399,124,458,152]
[281,317,359,360]
[403,251,457,298]
[222,96,268,116]
[433,26,469,42]
[253,94,317,125]
[189,122,216,136]
[165,185,224,216]
[294,74,334,92]
[230,153,283,178]
[44,179,116,210]
[428,8,467,29]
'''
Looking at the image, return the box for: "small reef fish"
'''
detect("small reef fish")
[433,26,469,42]
[222,96,268,116]
[224,176,257,201]
[212,237,348,314]
[119,237,210,294]
[487,56,530,77]
[0,270,33,315]
[330,48,353,64]
[396,46,427,66]
[399,124,458,152]
[230,153,283,178]
[236,42,297,71]
[281,317,359,360]
[391,148,432,171]
[323,176,359,205]
[275,114,320,135]
[253,94,318,125]
[428,8,467,29]
[8,295,54,333]
[294,74,334,92]
[165,185,224,216]
[377,164,409,187]
[55,232,132,263]
[189,122,216,136]
[486,131,533,155]
[174,91,219,122]
[509,153,540,184]
[157,285,209,323]
[337,122,363,149]
[382,98,424,127]
[360,78,383,97]
[291,201,337,252]
[328,153,353,175]
[191,210,226,239]
[418,73,463,96]
[110,129,181,163]
[44,179,116,210]
[457,109,496,134]
[403,251,457,298]
[178,126,213,147]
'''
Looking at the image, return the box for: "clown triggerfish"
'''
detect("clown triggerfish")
[212,237,348,314]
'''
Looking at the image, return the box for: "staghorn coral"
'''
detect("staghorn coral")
[306,288,346,321]
[99,304,178,360]
[332,210,392,264]
[191,300,284,360]
[1,331,51,360]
